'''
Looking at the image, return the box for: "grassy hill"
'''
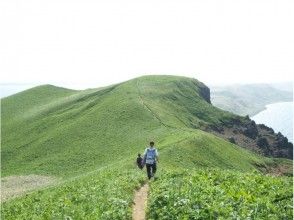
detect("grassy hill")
[211,83,293,116]
[1,75,293,219]
[1,75,250,177]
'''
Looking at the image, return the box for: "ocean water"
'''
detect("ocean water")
[251,102,293,143]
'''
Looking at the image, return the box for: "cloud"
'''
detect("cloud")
[0,0,293,87]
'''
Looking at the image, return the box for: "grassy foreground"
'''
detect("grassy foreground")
[2,164,292,219]
[148,169,293,219]
[2,165,145,220]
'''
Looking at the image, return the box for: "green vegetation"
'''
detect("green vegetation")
[148,169,293,219]
[2,166,145,220]
[211,84,293,116]
[158,130,264,172]
[3,165,292,219]
[1,75,243,178]
[1,75,292,219]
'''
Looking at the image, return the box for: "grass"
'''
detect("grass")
[1,75,248,177]
[159,130,264,172]
[2,159,292,219]
[1,75,293,219]
[2,165,146,220]
[147,169,293,219]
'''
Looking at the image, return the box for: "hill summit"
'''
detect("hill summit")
[1,75,292,178]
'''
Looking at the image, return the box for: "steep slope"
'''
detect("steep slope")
[136,76,235,128]
[1,76,292,178]
[211,84,293,116]
[136,76,292,159]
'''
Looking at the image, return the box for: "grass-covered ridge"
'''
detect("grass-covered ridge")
[2,75,251,178]
[1,75,293,219]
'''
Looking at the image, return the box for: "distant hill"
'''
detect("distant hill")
[270,82,293,92]
[211,83,293,116]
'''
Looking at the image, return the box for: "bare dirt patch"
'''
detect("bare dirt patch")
[1,175,57,202]
[132,183,149,220]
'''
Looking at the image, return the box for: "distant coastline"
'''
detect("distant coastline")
[211,83,293,117]
[251,101,293,142]
[251,101,293,116]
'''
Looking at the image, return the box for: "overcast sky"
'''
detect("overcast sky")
[0,0,293,93]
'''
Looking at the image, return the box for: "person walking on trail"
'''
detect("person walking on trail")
[136,153,144,169]
[143,141,159,180]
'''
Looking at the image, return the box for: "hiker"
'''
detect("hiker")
[143,141,159,179]
[136,153,144,169]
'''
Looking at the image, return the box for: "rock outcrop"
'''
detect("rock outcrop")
[207,118,293,159]
[198,83,211,104]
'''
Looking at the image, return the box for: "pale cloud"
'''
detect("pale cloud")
[0,0,293,89]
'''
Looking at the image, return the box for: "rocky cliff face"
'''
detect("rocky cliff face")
[196,82,292,159]
[198,83,211,104]
[207,117,293,159]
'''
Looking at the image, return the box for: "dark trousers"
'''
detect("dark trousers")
[146,163,157,179]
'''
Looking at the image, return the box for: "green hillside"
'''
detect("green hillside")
[2,75,249,177]
[1,75,292,219]
[211,84,293,116]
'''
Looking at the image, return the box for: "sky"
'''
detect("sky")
[0,0,293,96]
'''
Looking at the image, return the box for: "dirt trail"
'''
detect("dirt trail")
[132,183,149,220]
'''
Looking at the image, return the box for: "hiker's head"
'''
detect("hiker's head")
[138,153,141,157]
[150,141,154,147]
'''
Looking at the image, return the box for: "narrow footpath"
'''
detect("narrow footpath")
[132,183,149,220]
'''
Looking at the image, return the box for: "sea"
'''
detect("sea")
[251,102,293,143]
